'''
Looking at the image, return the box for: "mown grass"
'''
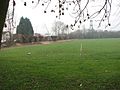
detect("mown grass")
[0,38,120,90]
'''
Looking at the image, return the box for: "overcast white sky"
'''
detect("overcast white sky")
[10,0,120,35]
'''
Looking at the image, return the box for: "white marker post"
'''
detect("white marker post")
[80,43,82,56]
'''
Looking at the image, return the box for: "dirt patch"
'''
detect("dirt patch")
[16,40,72,46]
[40,41,51,45]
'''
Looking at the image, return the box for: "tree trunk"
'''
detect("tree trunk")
[0,0,10,48]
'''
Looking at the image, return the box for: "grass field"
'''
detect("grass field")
[0,38,120,90]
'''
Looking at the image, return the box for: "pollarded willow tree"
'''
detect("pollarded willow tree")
[0,0,113,47]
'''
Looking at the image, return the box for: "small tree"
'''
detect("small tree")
[16,17,34,43]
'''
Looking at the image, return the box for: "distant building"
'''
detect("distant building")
[89,20,94,31]
[33,33,44,42]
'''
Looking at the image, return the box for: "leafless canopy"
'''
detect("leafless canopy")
[9,0,112,29]
[37,0,112,28]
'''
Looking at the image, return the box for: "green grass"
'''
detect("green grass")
[0,38,120,90]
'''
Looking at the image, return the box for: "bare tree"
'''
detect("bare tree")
[38,0,112,27]
[52,21,67,36]
[5,1,16,46]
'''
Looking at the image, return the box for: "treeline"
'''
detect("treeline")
[69,29,120,39]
